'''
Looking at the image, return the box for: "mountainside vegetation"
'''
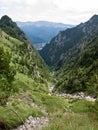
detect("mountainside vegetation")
[0,16,53,129]
[0,16,50,82]
[40,15,98,67]
[0,46,16,105]
[56,36,98,96]
[40,15,98,97]
[0,15,98,130]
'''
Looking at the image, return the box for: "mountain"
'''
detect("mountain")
[0,15,50,82]
[40,15,98,67]
[40,15,98,96]
[0,15,98,130]
[17,21,74,44]
[0,15,28,43]
[56,35,98,96]
[0,16,69,130]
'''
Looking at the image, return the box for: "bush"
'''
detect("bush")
[0,47,16,105]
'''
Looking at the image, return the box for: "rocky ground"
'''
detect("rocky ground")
[12,116,49,130]
[56,92,96,102]
[12,86,97,130]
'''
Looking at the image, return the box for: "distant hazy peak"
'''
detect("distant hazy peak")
[17,21,74,28]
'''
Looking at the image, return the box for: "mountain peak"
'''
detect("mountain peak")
[89,14,98,23]
[0,15,15,28]
[90,14,98,19]
[0,15,28,42]
[1,15,12,22]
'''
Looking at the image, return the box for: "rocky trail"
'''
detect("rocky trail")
[12,116,49,130]
[12,84,96,130]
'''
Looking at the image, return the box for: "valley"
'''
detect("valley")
[17,21,74,50]
[33,42,47,50]
[0,14,98,130]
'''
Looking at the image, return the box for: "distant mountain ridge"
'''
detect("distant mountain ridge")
[17,21,74,44]
[17,21,71,28]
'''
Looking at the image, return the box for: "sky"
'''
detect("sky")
[0,0,98,24]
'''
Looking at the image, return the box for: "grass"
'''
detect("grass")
[0,31,23,51]
[42,112,98,130]
[13,73,49,93]
[0,102,43,129]
[0,72,68,129]
[1,73,98,130]
[0,72,50,129]
[71,99,94,112]
[28,91,68,115]
[0,75,98,130]
[41,99,98,130]
[0,73,98,130]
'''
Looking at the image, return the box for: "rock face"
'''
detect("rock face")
[40,15,98,68]
[12,116,49,130]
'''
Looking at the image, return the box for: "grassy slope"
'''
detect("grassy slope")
[0,30,68,129]
[1,73,98,130]
[0,31,98,130]
[42,99,98,130]
[0,73,68,129]
[0,30,50,81]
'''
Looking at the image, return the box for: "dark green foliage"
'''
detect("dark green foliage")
[0,47,16,105]
[0,15,28,42]
[56,37,98,96]
[39,14,98,96]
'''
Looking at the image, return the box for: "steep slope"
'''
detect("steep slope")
[0,15,50,82]
[40,15,98,67]
[0,30,69,129]
[56,36,98,96]
[17,21,74,44]
[0,15,28,43]
[0,16,52,129]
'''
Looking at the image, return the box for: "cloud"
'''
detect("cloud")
[0,0,98,24]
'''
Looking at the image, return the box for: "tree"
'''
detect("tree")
[0,47,16,105]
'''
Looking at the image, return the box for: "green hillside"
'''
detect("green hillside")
[0,17,53,129]
[55,35,98,96]
[0,30,50,81]
[0,15,98,130]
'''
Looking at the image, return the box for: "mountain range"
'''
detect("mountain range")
[17,21,74,45]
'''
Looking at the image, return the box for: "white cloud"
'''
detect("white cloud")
[0,0,98,24]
